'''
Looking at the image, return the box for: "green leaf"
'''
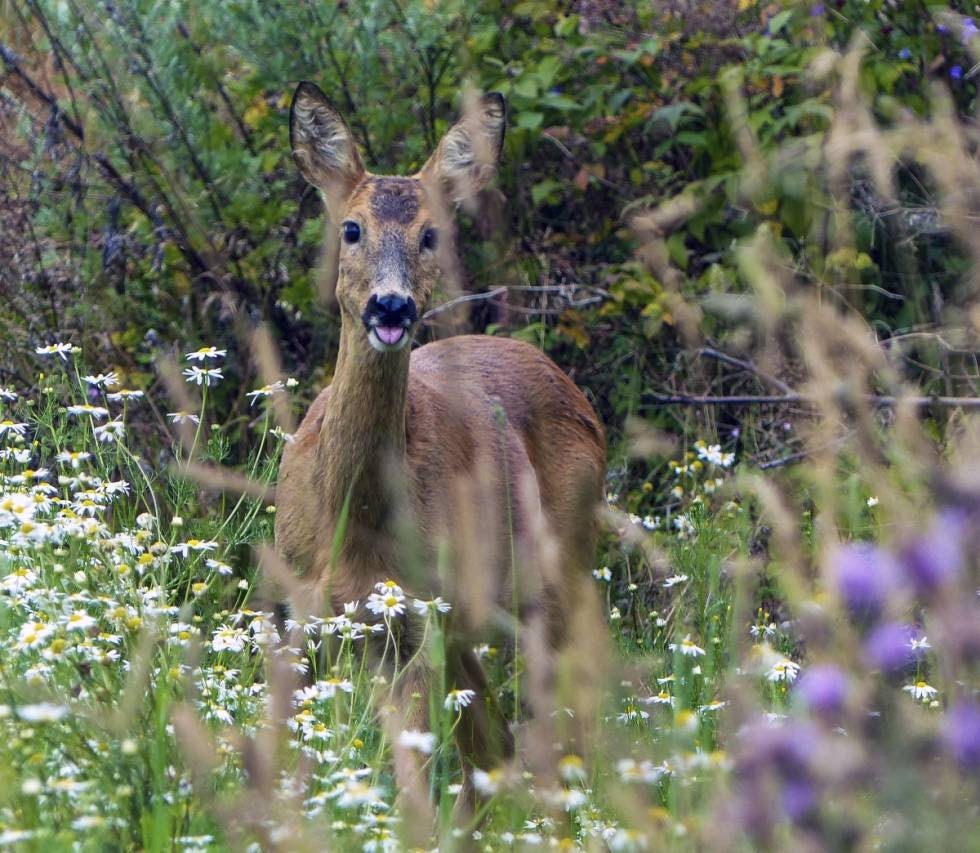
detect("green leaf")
[531,179,562,206]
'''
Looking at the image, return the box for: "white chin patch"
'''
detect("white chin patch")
[368,326,412,353]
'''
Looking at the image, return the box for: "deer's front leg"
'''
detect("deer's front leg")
[388,659,437,843]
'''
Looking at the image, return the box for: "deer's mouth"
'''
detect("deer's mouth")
[362,293,417,353]
[371,326,406,347]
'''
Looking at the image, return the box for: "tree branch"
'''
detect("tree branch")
[646,392,980,409]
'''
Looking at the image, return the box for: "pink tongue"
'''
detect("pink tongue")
[376,326,404,345]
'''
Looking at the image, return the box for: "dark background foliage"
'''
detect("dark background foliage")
[1,0,978,483]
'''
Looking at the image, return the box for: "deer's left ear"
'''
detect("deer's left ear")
[420,92,506,204]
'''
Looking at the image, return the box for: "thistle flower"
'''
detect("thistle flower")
[863,622,915,674]
[831,542,897,620]
[942,699,980,770]
[898,510,965,595]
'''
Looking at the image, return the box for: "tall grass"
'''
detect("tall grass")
[0,22,977,853]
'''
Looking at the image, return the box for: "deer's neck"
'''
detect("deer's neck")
[317,321,411,543]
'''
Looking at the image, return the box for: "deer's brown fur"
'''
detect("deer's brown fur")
[274,82,606,808]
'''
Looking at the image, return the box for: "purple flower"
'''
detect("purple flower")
[942,700,980,770]
[938,23,950,34]
[962,18,978,42]
[898,48,912,60]
[899,511,965,595]
[831,543,898,620]
[797,665,850,715]
[863,622,914,674]
[951,65,964,81]
[810,3,825,16]
[781,777,818,822]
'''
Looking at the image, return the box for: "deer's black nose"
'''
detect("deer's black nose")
[363,293,418,330]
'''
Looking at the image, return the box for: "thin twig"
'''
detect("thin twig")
[697,347,793,394]
[646,392,980,409]
[421,284,609,322]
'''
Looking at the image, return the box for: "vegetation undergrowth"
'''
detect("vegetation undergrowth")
[0,0,978,850]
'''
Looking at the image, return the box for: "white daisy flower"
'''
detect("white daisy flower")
[182,366,223,386]
[669,635,706,657]
[35,342,77,360]
[246,381,285,404]
[82,372,120,388]
[185,346,227,362]
[167,411,200,425]
[397,729,437,754]
[444,688,476,711]
[902,681,939,702]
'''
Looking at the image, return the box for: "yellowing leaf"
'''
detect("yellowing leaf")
[243,98,269,128]
[754,198,779,216]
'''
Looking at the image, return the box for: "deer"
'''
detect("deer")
[274,81,606,818]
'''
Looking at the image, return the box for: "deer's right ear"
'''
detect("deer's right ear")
[290,82,364,207]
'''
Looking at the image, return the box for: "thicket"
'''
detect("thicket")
[3,1,976,461]
[1,2,979,849]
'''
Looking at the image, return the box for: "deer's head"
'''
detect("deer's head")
[290,82,506,353]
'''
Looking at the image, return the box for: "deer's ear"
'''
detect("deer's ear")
[290,82,364,207]
[420,92,506,204]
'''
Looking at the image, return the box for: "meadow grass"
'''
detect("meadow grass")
[0,334,975,852]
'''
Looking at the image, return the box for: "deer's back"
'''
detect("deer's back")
[408,335,605,535]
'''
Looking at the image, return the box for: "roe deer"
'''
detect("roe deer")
[274,82,606,813]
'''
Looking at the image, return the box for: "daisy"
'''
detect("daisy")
[17,621,55,649]
[212,625,248,653]
[15,702,68,722]
[663,574,689,588]
[472,768,505,796]
[412,596,451,615]
[55,450,92,469]
[205,558,234,576]
[397,730,436,754]
[171,539,218,557]
[670,635,706,657]
[82,372,119,388]
[365,592,405,618]
[94,420,125,443]
[167,411,200,425]
[183,366,223,386]
[246,381,285,404]
[903,681,939,702]
[444,688,476,711]
[909,635,931,653]
[107,389,144,402]
[644,690,675,707]
[0,420,28,437]
[185,346,227,361]
[0,387,18,401]
[35,342,77,360]
[65,404,109,420]
[767,659,801,683]
[65,610,96,632]
[593,566,612,582]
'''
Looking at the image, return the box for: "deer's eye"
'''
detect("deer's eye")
[420,227,437,252]
[342,221,361,244]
